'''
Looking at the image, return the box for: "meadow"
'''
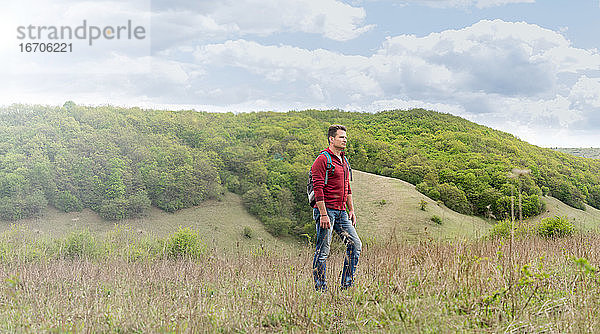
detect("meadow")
[1,222,599,333]
[2,170,600,332]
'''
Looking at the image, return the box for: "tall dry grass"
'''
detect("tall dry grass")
[1,226,600,332]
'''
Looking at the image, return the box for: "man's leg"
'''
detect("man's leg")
[333,210,362,289]
[312,207,333,291]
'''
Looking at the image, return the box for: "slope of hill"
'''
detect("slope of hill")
[525,196,600,232]
[6,169,599,249]
[0,192,287,252]
[352,170,491,242]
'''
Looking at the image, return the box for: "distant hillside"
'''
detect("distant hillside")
[2,104,600,239]
[552,148,600,159]
[351,170,491,241]
[7,170,600,248]
[2,192,287,252]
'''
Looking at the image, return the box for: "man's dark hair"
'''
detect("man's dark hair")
[328,124,347,143]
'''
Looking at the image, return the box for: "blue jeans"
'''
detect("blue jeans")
[312,207,362,291]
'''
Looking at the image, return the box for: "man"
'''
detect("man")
[311,124,362,291]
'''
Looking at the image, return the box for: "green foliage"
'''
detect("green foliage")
[541,186,550,196]
[98,197,129,220]
[243,226,254,239]
[587,185,600,210]
[573,257,597,275]
[2,104,600,240]
[536,216,576,238]
[419,199,427,211]
[126,191,151,218]
[551,182,585,210]
[0,191,47,221]
[488,219,532,239]
[54,190,83,212]
[98,193,151,220]
[488,216,576,239]
[437,183,471,214]
[263,217,291,236]
[62,230,99,259]
[431,215,442,225]
[521,194,546,218]
[165,227,206,259]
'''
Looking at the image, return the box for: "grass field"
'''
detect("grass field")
[2,170,600,332]
[1,225,599,332]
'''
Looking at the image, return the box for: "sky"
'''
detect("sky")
[1,0,600,148]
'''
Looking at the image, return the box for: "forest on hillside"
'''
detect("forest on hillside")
[2,103,600,237]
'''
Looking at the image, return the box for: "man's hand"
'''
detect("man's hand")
[348,210,357,226]
[320,215,331,229]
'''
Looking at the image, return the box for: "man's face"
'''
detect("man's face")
[330,130,347,150]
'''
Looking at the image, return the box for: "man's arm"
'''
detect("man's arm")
[346,194,356,226]
[315,200,331,229]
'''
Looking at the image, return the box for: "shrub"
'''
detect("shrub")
[165,227,206,259]
[126,192,151,218]
[419,199,428,211]
[98,197,128,220]
[263,217,291,236]
[62,230,99,259]
[488,220,532,239]
[416,182,440,201]
[521,194,546,218]
[431,215,442,225]
[536,216,575,238]
[541,186,550,196]
[243,226,254,239]
[0,192,48,221]
[54,190,83,212]
[437,183,471,214]
[224,174,241,193]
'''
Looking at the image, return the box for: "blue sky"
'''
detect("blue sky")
[2,0,600,147]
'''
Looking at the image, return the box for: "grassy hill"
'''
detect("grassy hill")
[0,192,286,252]
[3,104,600,239]
[524,196,600,232]
[6,169,600,247]
[352,170,491,242]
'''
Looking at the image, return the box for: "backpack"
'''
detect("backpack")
[307,151,352,207]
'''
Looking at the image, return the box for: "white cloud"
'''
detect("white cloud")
[569,76,600,108]
[378,19,600,98]
[195,40,383,97]
[151,0,373,51]
[194,20,600,104]
[4,0,600,149]
[405,0,534,9]
[0,54,198,107]
[1,0,151,76]
[309,84,326,101]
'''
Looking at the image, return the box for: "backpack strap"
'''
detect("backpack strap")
[344,155,352,181]
[320,151,334,185]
